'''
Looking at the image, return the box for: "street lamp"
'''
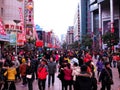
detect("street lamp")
[13,20,21,56]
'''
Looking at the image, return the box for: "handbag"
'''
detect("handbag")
[108,78,114,85]
[104,68,114,85]
[26,74,32,79]
[57,73,62,79]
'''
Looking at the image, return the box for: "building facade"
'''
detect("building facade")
[90,0,120,50]
[0,0,35,45]
[66,26,74,45]
[73,4,80,42]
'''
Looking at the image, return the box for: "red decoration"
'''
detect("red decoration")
[47,43,53,48]
[0,18,6,35]
[5,24,9,29]
[36,41,43,47]
[112,46,114,50]
[26,2,33,11]
[111,27,114,33]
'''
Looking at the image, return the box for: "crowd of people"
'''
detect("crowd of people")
[0,48,120,90]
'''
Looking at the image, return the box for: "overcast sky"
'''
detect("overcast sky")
[34,0,79,37]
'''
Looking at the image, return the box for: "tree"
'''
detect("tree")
[102,32,119,47]
[62,42,67,49]
[82,35,93,49]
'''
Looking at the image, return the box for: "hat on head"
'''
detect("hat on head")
[22,58,26,63]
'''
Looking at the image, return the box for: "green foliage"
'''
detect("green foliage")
[62,42,67,49]
[102,32,119,47]
[82,35,93,49]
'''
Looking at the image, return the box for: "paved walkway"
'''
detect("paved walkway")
[16,72,62,90]
[15,59,120,90]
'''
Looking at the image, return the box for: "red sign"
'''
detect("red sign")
[47,43,53,48]
[36,40,43,47]
[0,18,6,35]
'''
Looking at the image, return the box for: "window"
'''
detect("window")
[1,8,3,16]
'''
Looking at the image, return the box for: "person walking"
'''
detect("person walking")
[99,62,113,90]
[37,59,48,90]
[26,58,34,90]
[13,56,21,82]
[72,62,80,90]
[117,58,120,78]
[4,62,17,90]
[63,63,73,90]
[0,61,5,90]
[76,64,92,90]
[96,58,104,77]
[47,56,56,87]
[19,58,27,86]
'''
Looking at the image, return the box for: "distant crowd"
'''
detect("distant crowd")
[0,48,120,90]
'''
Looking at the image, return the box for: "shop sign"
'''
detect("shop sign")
[0,34,10,42]
[10,34,16,45]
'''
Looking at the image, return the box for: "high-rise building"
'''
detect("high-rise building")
[0,0,35,45]
[73,0,89,43]
[89,0,120,49]
[66,26,74,45]
[0,0,24,33]
[73,4,80,42]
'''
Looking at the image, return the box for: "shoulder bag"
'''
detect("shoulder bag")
[104,68,114,85]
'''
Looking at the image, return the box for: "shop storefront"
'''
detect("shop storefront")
[0,34,10,59]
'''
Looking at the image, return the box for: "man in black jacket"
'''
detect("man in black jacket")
[76,64,92,90]
[99,62,113,90]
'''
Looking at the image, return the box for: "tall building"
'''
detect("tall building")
[61,34,66,44]
[25,0,34,39]
[0,0,23,36]
[0,0,23,45]
[89,0,120,49]
[79,0,88,41]
[0,0,35,45]
[73,4,80,42]
[66,26,74,45]
[73,0,90,43]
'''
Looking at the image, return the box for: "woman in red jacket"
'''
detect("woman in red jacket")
[63,63,73,90]
[37,59,48,90]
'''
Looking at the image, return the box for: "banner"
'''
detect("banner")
[10,34,16,45]
[0,18,6,35]
[18,7,26,45]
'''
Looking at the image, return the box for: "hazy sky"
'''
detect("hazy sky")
[34,0,79,37]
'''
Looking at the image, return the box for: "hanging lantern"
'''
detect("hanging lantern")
[111,27,114,33]
[26,2,33,11]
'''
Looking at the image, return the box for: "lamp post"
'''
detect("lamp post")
[13,20,21,56]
